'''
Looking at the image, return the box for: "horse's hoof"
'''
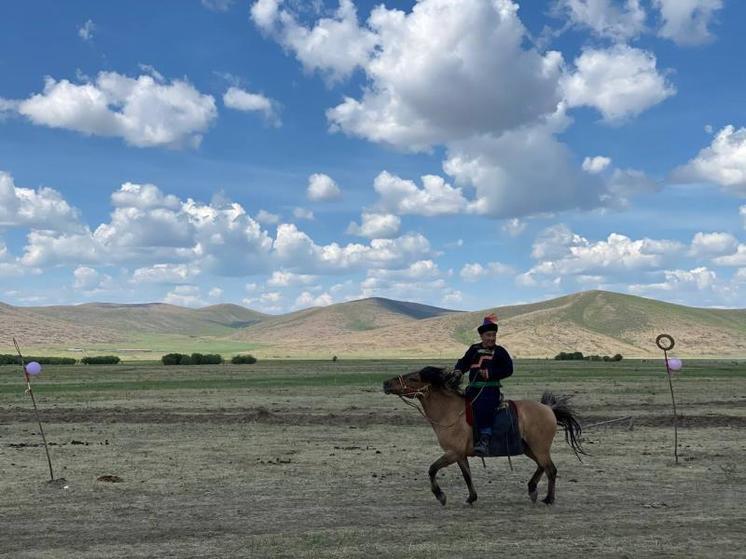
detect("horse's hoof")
[542,495,554,505]
[435,491,446,506]
[529,489,538,503]
[466,494,477,505]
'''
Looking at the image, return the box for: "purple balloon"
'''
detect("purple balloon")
[25,361,42,376]
[666,358,682,371]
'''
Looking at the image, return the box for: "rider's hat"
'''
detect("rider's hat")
[477,313,498,334]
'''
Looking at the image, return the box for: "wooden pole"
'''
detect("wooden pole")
[13,338,55,481]
[655,334,679,465]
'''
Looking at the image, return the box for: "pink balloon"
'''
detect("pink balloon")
[666,358,682,371]
[25,361,42,376]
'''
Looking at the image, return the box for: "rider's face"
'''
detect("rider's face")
[480,331,496,348]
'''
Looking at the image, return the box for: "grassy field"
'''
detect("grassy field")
[1,359,744,558]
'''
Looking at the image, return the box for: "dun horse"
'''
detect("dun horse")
[382,366,585,506]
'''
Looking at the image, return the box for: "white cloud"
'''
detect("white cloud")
[111,182,181,210]
[654,0,723,46]
[347,211,400,239]
[273,223,432,273]
[326,0,563,150]
[672,126,746,195]
[373,171,469,216]
[2,71,216,148]
[223,86,281,126]
[208,287,223,299]
[78,19,95,41]
[131,263,199,284]
[525,224,685,282]
[163,285,206,308]
[443,121,605,218]
[72,265,114,291]
[502,218,527,237]
[293,207,315,220]
[307,173,341,201]
[689,232,738,257]
[629,266,717,293]
[0,170,84,233]
[251,0,377,82]
[562,45,675,122]
[713,245,746,267]
[267,271,317,287]
[460,261,515,282]
[582,155,612,174]
[256,209,280,225]
[294,291,333,308]
[557,0,647,41]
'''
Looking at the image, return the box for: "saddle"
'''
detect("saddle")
[465,399,524,457]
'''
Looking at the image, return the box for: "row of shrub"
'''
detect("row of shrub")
[81,356,121,365]
[554,351,623,361]
[0,354,77,365]
[161,353,223,365]
[161,353,257,365]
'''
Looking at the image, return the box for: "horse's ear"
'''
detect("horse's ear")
[419,366,445,385]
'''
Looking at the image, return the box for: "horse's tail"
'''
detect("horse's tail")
[541,391,586,462]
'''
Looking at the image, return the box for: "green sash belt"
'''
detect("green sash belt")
[468,381,501,388]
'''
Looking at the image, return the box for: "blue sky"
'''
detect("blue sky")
[1,0,744,312]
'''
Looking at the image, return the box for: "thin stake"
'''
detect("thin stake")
[663,348,679,465]
[13,338,55,481]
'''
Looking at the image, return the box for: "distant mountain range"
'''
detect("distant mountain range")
[1,291,745,358]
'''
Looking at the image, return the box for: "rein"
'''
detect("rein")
[395,374,480,431]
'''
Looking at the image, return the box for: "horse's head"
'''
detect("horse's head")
[382,366,448,398]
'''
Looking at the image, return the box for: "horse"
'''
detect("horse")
[382,366,585,506]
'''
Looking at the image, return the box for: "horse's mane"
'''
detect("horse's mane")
[418,366,464,395]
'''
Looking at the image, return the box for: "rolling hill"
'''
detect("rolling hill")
[0,291,744,358]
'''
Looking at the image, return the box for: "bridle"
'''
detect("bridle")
[395,374,465,430]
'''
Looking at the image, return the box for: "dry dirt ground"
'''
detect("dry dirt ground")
[0,360,744,558]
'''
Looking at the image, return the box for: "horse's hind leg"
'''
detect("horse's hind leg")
[542,459,557,505]
[457,458,477,504]
[524,446,544,503]
[428,452,458,506]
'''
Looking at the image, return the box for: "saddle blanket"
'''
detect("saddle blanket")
[466,399,524,457]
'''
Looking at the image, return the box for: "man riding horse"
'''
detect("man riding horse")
[452,313,513,456]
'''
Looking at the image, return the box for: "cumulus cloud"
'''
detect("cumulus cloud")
[131,263,200,284]
[373,171,469,216]
[524,224,685,283]
[251,0,377,82]
[293,207,315,220]
[713,245,746,267]
[273,223,432,274]
[0,170,84,232]
[72,265,114,291]
[294,291,333,308]
[78,19,95,41]
[256,209,280,225]
[443,122,605,218]
[163,285,206,308]
[562,45,675,122]
[502,218,527,237]
[671,125,746,195]
[1,71,217,148]
[582,155,612,174]
[325,0,563,150]
[347,211,400,239]
[689,232,738,257]
[654,0,723,46]
[266,271,317,287]
[223,86,281,126]
[307,173,341,201]
[460,261,515,281]
[556,0,647,41]
[629,266,717,293]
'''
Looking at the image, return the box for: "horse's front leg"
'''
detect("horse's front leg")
[428,451,458,506]
[457,458,477,504]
